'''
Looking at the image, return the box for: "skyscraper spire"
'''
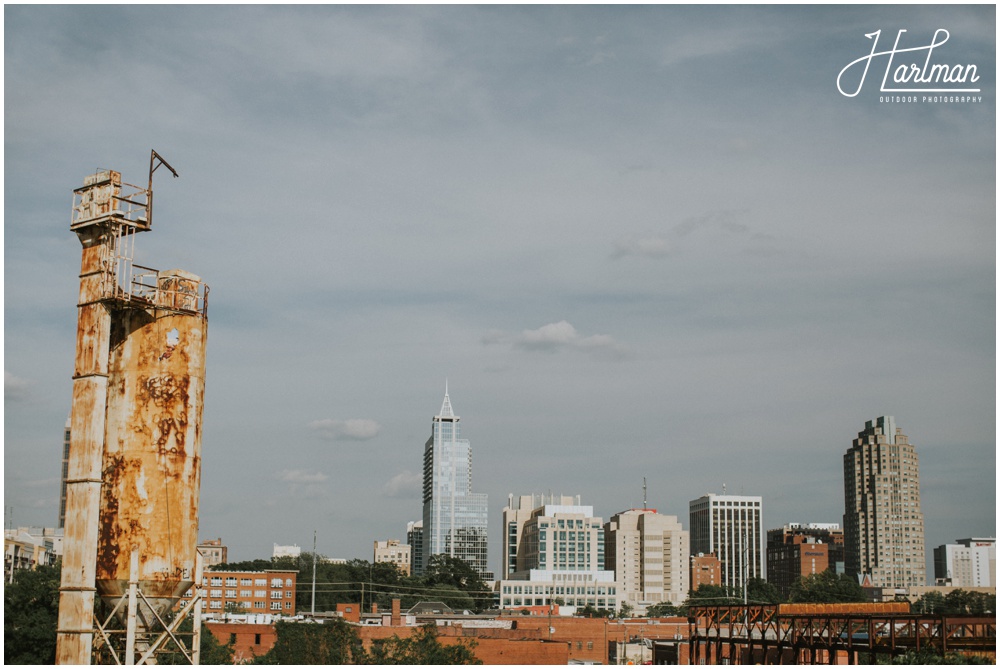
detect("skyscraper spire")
[439,380,454,418]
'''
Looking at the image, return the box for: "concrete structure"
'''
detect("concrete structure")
[934,538,996,587]
[56,160,209,664]
[374,539,411,576]
[690,552,722,591]
[406,520,424,576]
[180,569,297,615]
[272,543,301,559]
[766,523,845,598]
[498,496,620,612]
[843,416,926,590]
[198,538,228,567]
[502,494,581,577]
[5,527,63,581]
[420,384,489,578]
[689,493,763,596]
[605,507,689,613]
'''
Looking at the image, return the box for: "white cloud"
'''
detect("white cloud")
[308,418,381,441]
[485,321,627,359]
[5,371,31,401]
[279,470,329,484]
[382,470,422,499]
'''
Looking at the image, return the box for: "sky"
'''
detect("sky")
[4,5,995,580]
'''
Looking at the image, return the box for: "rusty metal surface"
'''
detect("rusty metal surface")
[96,301,207,620]
[57,226,115,665]
[58,168,209,664]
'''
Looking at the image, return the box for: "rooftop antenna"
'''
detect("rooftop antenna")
[643,477,647,510]
[722,482,727,495]
[147,149,179,228]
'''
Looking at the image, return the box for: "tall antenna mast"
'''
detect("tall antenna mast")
[643,477,647,509]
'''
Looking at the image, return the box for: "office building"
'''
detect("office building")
[406,520,424,576]
[934,538,996,588]
[374,539,412,576]
[59,416,71,529]
[689,493,763,595]
[843,416,926,589]
[498,496,619,611]
[605,507,689,612]
[420,385,489,578]
[766,523,844,599]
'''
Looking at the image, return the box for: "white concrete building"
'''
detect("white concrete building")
[689,493,763,595]
[498,496,620,612]
[934,538,996,588]
[605,508,689,614]
[273,543,301,559]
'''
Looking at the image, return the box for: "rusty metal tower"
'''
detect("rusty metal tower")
[56,153,209,665]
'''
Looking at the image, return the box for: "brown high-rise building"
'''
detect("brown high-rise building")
[843,416,926,590]
[766,524,844,598]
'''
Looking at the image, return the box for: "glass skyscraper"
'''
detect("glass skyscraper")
[420,385,490,579]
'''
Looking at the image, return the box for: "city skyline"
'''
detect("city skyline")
[4,6,994,577]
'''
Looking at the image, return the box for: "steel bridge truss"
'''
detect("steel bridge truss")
[688,605,995,665]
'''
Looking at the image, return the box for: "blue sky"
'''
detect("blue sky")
[4,5,995,577]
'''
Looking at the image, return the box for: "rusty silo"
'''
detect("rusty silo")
[56,155,209,665]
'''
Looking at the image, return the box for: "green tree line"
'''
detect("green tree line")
[215,553,493,614]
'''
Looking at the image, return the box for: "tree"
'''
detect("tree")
[747,577,783,605]
[4,562,61,664]
[617,602,634,618]
[686,584,740,606]
[365,623,481,664]
[788,570,867,603]
[422,554,491,612]
[880,649,994,665]
[256,619,365,664]
[646,601,684,617]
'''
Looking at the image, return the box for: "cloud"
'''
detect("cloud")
[5,371,31,401]
[383,470,422,499]
[611,236,672,259]
[308,418,381,441]
[279,470,329,484]
[485,321,627,358]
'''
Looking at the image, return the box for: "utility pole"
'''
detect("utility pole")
[311,530,317,615]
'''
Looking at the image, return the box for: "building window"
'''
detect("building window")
[271,602,282,610]
[225,577,237,587]
[210,577,222,586]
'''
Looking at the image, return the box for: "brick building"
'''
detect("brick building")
[204,621,277,663]
[690,552,722,591]
[181,569,297,615]
[766,523,844,598]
